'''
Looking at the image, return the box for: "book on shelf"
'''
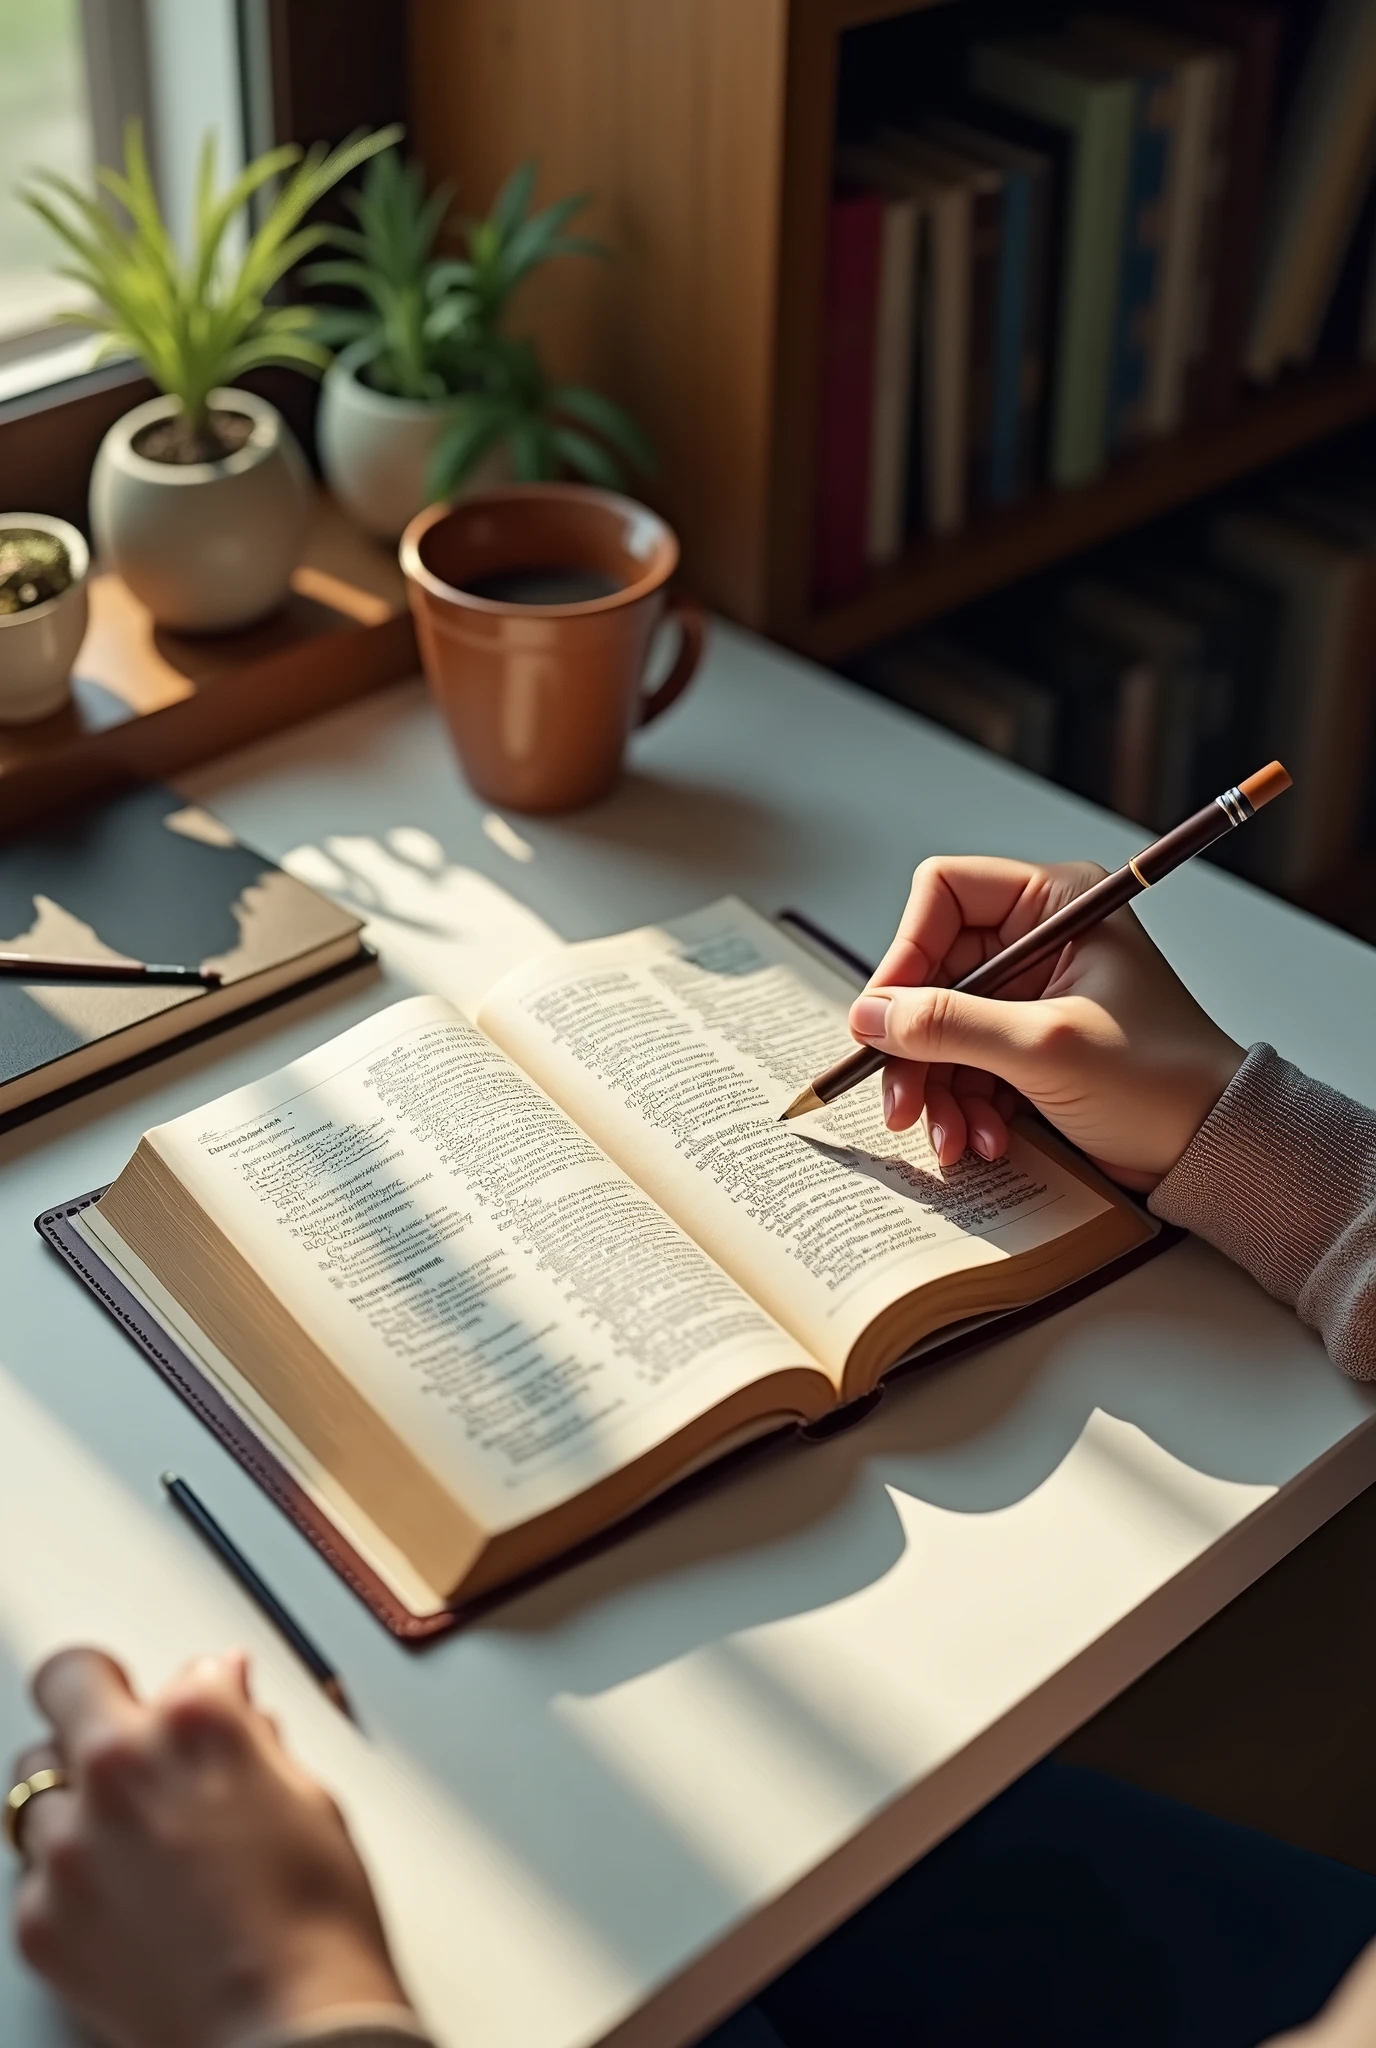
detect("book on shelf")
[1154,0,1282,420]
[1074,18,1236,440]
[1121,557,1277,823]
[859,630,1058,777]
[920,116,1056,508]
[1090,37,1175,450]
[65,900,1156,1619]
[0,783,366,1123]
[1245,0,1376,379]
[833,146,924,566]
[861,131,988,537]
[814,190,884,602]
[1209,502,1376,891]
[1059,576,1236,828]
[968,34,1137,488]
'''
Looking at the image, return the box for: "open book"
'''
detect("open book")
[71,899,1154,1617]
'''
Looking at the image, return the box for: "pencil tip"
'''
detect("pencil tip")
[322,1674,357,1722]
[780,1087,824,1122]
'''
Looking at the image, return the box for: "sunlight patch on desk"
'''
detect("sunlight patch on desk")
[0,1371,637,2048]
[556,1411,1275,1900]
[281,829,562,1017]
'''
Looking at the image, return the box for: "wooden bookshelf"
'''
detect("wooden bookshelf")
[410,0,1376,666]
[798,364,1376,662]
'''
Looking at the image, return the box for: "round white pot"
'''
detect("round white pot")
[0,512,89,723]
[318,346,508,543]
[90,387,311,632]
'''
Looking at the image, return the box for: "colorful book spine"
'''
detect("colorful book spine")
[813,192,883,604]
[1108,67,1174,446]
[969,38,1136,486]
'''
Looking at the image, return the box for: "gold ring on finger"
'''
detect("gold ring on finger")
[4,1768,69,1856]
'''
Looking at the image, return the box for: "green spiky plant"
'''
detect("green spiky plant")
[307,153,654,494]
[21,120,401,459]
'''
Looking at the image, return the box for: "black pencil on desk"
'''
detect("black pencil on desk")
[0,954,220,987]
[780,760,1293,1121]
[161,1474,355,1722]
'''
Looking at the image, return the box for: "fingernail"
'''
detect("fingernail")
[850,993,891,1043]
[973,1131,996,1160]
[930,1124,945,1159]
[882,1071,896,1124]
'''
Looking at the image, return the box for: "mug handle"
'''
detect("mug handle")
[639,592,706,727]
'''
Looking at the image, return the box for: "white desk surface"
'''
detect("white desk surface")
[4,622,1376,2048]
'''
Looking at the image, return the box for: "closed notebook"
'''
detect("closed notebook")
[42,900,1161,1634]
[0,783,366,1121]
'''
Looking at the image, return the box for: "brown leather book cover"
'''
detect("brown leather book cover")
[36,1187,1180,1644]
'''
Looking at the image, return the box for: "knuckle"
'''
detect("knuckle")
[78,1728,145,1800]
[42,1821,90,1890]
[919,984,955,1054]
[161,1688,243,1745]
[1035,1009,1081,1060]
[14,1891,54,1971]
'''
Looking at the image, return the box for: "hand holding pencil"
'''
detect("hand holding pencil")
[790,766,1291,1194]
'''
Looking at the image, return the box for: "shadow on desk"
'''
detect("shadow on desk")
[476,1238,1366,1694]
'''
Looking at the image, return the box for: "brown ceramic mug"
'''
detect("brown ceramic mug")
[400,484,705,812]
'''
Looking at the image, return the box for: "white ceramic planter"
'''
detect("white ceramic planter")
[90,387,311,632]
[318,346,508,543]
[0,512,89,723]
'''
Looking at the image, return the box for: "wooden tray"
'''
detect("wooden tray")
[0,491,418,837]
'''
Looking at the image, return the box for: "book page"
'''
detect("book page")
[479,900,1117,1380]
[125,996,822,1532]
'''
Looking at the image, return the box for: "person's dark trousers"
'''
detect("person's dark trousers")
[701,1759,1376,2048]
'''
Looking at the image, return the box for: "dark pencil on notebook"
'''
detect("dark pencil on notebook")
[161,1473,355,1723]
[780,761,1293,1122]
[0,954,220,987]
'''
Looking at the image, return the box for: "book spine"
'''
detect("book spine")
[865,199,922,565]
[1016,155,1054,497]
[966,181,1007,516]
[921,185,972,533]
[1246,0,1376,378]
[1109,70,1174,447]
[1190,9,1281,415]
[988,166,1031,504]
[813,193,884,603]
[1148,56,1222,434]
[1181,52,1237,420]
[1208,513,1367,889]
[970,45,1135,485]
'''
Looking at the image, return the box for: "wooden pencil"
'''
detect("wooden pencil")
[780,761,1292,1121]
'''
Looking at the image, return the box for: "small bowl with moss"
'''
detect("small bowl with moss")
[0,513,89,722]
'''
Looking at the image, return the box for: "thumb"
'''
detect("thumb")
[849,984,1059,1093]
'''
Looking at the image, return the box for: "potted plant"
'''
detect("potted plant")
[311,155,654,541]
[0,514,89,722]
[22,121,397,632]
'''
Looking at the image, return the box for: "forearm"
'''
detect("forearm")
[1150,1044,1376,1377]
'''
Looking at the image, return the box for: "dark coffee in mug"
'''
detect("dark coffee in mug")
[459,565,626,606]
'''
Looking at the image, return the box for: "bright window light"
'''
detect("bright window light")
[0,0,94,345]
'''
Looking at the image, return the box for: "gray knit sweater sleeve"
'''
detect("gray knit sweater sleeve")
[1149,1043,1376,1378]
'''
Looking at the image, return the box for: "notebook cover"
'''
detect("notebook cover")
[36,910,1183,1645]
[0,782,368,1130]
